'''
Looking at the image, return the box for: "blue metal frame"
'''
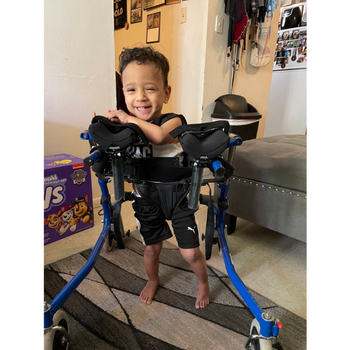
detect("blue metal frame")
[215,183,274,338]
[44,130,280,342]
[44,177,113,329]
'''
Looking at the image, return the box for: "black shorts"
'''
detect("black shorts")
[132,182,200,249]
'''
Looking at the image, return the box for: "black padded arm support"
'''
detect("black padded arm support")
[169,121,230,159]
[89,115,150,152]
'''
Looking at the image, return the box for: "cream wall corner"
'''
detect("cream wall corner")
[231,3,281,138]
[44,0,116,205]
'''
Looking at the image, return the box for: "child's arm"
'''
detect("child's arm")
[105,110,182,145]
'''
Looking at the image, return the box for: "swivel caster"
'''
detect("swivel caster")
[245,318,273,350]
[44,309,71,350]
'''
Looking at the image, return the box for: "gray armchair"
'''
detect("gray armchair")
[222,135,306,242]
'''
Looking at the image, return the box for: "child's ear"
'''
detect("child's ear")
[164,85,171,104]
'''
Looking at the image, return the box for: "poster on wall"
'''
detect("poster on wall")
[146,12,160,43]
[131,0,142,23]
[114,0,127,30]
[144,0,166,10]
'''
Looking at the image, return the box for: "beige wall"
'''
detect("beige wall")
[115,0,280,137]
[44,0,116,205]
[232,4,281,138]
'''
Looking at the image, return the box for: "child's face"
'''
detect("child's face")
[122,61,171,122]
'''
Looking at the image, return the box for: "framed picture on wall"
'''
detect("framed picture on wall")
[166,0,181,4]
[131,0,142,23]
[146,12,161,43]
[144,0,166,10]
[114,0,127,30]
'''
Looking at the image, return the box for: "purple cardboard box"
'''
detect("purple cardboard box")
[44,154,94,245]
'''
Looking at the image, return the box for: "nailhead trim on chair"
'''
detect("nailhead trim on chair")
[231,177,307,199]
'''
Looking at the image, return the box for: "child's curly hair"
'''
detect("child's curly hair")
[119,46,170,87]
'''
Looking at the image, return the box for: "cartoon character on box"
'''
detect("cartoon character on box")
[46,159,72,166]
[44,213,67,235]
[58,205,77,232]
[72,194,93,223]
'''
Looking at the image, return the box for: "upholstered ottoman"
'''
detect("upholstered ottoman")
[223,135,306,242]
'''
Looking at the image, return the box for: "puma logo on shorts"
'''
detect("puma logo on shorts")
[187,226,197,234]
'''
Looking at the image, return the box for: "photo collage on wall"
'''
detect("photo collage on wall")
[274,3,307,70]
[275,28,307,69]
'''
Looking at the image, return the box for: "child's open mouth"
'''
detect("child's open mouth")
[136,106,151,111]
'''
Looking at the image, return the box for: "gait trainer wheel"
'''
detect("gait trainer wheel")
[245,318,273,350]
[44,309,70,350]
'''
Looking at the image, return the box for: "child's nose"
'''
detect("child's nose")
[136,90,147,101]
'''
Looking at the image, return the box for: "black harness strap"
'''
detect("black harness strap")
[112,201,125,249]
[124,157,193,183]
[151,113,187,128]
[205,184,215,260]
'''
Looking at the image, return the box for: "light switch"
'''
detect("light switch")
[181,7,187,23]
[215,15,223,34]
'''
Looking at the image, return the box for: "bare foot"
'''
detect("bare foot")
[140,280,159,305]
[195,281,210,309]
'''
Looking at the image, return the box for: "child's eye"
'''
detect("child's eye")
[126,88,135,92]
[146,87,155,91]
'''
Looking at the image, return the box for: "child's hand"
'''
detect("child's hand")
[105,109,130,124]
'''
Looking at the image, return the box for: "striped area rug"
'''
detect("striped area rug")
[44,231,306,349]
